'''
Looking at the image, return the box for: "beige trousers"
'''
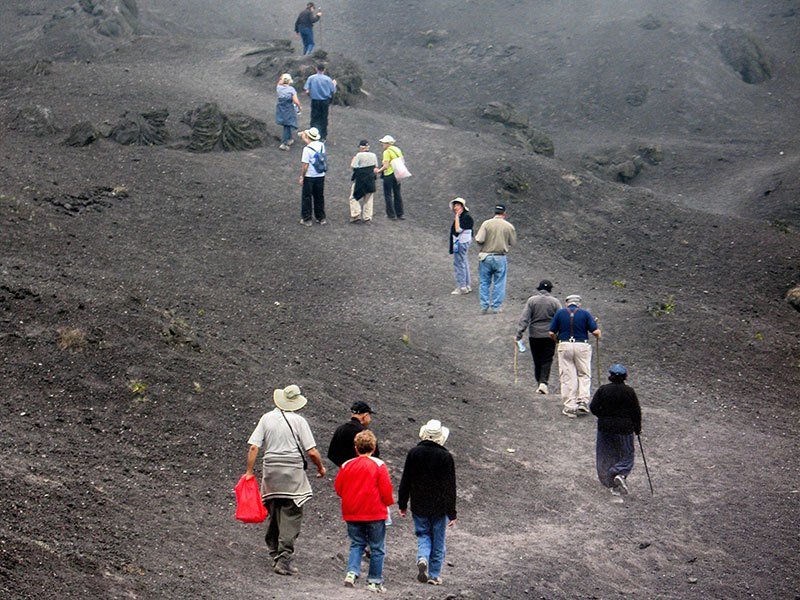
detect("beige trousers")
[349,184,374,221]
[557,341,593,409]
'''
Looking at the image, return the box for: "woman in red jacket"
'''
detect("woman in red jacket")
[334,430,394,592]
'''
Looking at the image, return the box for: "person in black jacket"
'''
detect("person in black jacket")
[398,420,457,586]
[348,140,378,223]
[327,401,379,467]
[294,2,321,55]
[448,197,474,295]
[589,364,642,496]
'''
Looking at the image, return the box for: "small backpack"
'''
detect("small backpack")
[310,144,327,173]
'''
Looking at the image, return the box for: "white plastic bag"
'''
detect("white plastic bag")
[390,156,411,180]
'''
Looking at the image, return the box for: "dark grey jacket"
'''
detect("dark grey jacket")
[516,291,562,339]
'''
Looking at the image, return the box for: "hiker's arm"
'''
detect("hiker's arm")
[299,161,308,184]
[306,447,326,478]
[244,444,259,479]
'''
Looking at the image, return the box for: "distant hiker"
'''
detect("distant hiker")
[474,204,517,313]
[589,364,642,496]
[448,197,474,295]
[243,384,326,575]
[515,280,563,394]
[294,2,322,55]
[548,294,601,418]
[335,430,394,592]
[328,401,380,467]
[398,420,457,586]
[374,135,405,220]
[298,127,327,226]
[348,140,378,224]
[303,64,336,141]
[275,73,302,150]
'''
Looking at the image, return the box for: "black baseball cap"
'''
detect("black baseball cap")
[350,401,374,414]
[494,204,507,214]
[358,139,370,147]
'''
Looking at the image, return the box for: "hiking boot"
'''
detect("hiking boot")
[344,571,357,587]
[366,582,385,593]
[362,219,372,225]
[397,215,406,220]
[561,407,578,418]
[300,219,312,227]
[427,577,442,585]
[273,558,297,576]
[577,402,591,415]
[279,143,289,151]
[537,383,548,395]
[417,559,429,583]
[465,285,472,293]
[350,218,361,224]
[317,218,328,225]
[489,306,503,314]
[451,287,468,295]
[480,307,489,314]
[613,474,629,495]
[387,215,397,220]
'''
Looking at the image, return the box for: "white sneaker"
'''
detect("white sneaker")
[465,285,472,293]
[561,407,578,418]
[537,383,548,394]
[279,143,289,151]
[613,474,629,495]
[344,571,357,587]
[451,288,463,295]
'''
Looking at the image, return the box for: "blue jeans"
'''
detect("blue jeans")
[346,521,386,584]
[298,27,314,54]
[281,125,295,144]
[412,514,448,579]
[453,241,471,288]
[478,254,507,309]
[595,431,635,488]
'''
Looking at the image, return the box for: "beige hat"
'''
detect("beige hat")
[449,197,469,211]
[279,73,293,85]
[379,135,396,144]
[419,419,450,445]
[303,127,321,141]
[565,294,582,306]
[273,384,307,411]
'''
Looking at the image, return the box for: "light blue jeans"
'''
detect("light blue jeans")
[281,125,295,144]
[453,241,472,288]
[346,521,386,584]
[413,514,448,579]
[479,254,507,310]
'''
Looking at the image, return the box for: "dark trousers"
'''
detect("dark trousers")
[264,498,304,562]
[310,99,330,139]
[595,431,635,488]
[529,337,556,384]
[301,176,326,222]
[382,173,403,218]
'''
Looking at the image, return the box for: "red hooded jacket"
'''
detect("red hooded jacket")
[334,455,394,522]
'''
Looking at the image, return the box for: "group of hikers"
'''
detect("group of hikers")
[241,4,645,592]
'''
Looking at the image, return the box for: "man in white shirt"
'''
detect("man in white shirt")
[244,384,326,575]
[298,127,327,226]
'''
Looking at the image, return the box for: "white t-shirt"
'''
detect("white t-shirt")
[301,141,326,177]
[248,408,316,461]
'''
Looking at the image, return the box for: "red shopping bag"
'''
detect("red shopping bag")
[235,475,267,523]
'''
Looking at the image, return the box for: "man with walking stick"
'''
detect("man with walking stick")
[589,364,642,496]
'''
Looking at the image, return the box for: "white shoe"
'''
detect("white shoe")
[465,285,472,293]
[286,139,294,146]
[613,474,629,495]
[279,143,289,151]
[451,288,463,295]
[537,383,548,394]
[561,407,577,418]
[577,402,591,415]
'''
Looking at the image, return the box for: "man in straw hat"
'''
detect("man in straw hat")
[515,279,563,394]
[298,127,327,226]
[549,294,601,418]
[244,384,326,575]
[398,420,457,586]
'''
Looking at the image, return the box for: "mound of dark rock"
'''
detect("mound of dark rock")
[583,143,663,184]
[625,84,649,107]
[246,48,364,107]
[9,106,59,136]
[713,26,772,84]
[29,59,53,76]
[181,103,266,152]
[64,121,99,146]
[108,109,169,145]
[46,0,139,39]
[419,29,449,48]
[481,101,554,157]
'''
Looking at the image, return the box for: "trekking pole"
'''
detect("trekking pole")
[513,339,519,384]
[594,335,602,383]
[637,434,655,496]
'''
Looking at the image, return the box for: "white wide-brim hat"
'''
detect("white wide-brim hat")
[379,135,396,144]
[449,197,469,211]
[274,384,307,411]
[303,127,321,141]
[419,419,450,445]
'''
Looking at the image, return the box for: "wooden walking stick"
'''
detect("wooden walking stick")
[513,338,519,384]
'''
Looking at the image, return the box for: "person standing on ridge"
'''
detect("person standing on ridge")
[448,197,474,295]
[303,64,336,141]
[589,364,642,497]
[243,384,326,576]
[294,2,322,55]
[515,279,562,394]
[548,294,601,418]
[474,204,517,313]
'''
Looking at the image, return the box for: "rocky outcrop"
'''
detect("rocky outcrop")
[181,103,266,152]
[713,26,772,84]
[481,101,555,157]
[786,286,800,312]
[9,106,59,136]
[108,109,169,145]
[64,121,99,146]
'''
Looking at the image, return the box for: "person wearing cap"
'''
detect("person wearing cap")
[244,384,326,575]
[515,280,563,394]
[328,401,380,467]
[294,3,322,55]
[303,64,336,141]
[374,135,405,220]
[335,430,394,592]
[448,198,474,295]
[474,204,517,313]
[548,295,601,418]
[348,140,378,223]
[276,73,302,150]
[398,420,457,586]
[298,127,327,226]
[589,364,642,496]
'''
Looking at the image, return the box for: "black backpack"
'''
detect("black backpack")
[310,144,327,173]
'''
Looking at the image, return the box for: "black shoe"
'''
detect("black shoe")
[387,215,397,220]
